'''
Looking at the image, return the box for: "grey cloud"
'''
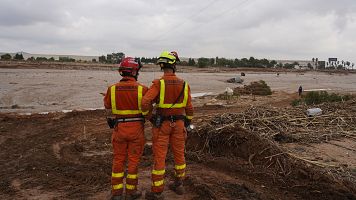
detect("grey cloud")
[0,0,356,63]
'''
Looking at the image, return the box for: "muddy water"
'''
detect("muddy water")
[1,68,356,113]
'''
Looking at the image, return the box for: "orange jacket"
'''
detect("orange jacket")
[142,72,193,120]
[104,77,148,118]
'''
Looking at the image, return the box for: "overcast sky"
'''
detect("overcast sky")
[0,0,355,63]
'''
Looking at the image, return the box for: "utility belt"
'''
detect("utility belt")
[107,117,145,129]
[152,115,186,128]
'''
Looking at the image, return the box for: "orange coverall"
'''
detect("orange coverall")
[141,72,194,193]
[103,77,148,196]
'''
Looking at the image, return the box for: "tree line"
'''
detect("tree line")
[182,57,278,68]
[1,52,354,70]
[0,53,76,62]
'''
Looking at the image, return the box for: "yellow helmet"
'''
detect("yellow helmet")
[157,51,177,65]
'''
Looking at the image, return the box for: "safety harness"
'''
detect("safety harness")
[158,80,188,109]
[153,80,188,127]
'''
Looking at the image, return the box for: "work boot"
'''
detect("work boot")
[145,191,164,200]
[111,195,124,200]
[126,190,142,200]
[169,180,184,195]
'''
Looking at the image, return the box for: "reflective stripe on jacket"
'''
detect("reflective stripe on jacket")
[141,72,193,119]
[110,85,143,115]
[158,79,188,108]
[104,77,149,117]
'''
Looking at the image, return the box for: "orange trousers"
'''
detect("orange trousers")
[111,121,145,195]
[151,120,187,193]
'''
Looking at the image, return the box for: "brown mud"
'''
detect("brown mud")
[1,99,355,199]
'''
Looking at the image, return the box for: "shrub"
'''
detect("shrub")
[246,80,272,96]
[1,53,12,60]
[14,53,24,60]
[234,80,272,96]
[301,91,353,105]
[291,99,302,107]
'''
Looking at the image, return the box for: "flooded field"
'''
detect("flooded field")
[1,68,355,113]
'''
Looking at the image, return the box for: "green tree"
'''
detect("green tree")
[197,57,210,68]
[337,65,344,70]
[112,52,125,63]
[269,60,277,68]
[59,57,75,62]
[209,58,215,66]
[107,54,113,63]
[241,58,249,67]
[99,55,106,63]
[346,61,351,68]
[217,57,236,67]
[188,58,196,66]
[283,63,294,69]
[180,61,188,66]
[116,52,125,63]
[14,53,24,60]
[307,63,313,69]
[233,59,240,67]
[1,53,12,60]
[36,57,48,61]
[249,57,256,67]
[260,58,270,68]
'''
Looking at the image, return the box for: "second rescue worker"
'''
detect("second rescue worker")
[142,51,194,199]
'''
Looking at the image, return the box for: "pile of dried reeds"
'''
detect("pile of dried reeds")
[197,100,356,143]
[187,100,356,192]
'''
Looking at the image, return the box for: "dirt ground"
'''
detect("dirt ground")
[0,62,356,200]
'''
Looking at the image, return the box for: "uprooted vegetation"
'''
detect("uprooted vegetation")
[292,91,354,106]
[200,100,356,143]
[187,100,356,199]
[234,80,272,96]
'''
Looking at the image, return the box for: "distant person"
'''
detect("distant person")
[142,51,194,200]
[298,85,303,97]
[103,57,148,200]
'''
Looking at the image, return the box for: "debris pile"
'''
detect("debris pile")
[194,100,356,144]
[227,76,244,83]
[187,100,356,198]
[233,80,272,96]
[216,87,237,100]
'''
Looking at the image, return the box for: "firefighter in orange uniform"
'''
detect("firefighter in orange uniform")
[103,57,149,200]
[142,51,193,200]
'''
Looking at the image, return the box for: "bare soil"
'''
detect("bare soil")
[1,96,356,199]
